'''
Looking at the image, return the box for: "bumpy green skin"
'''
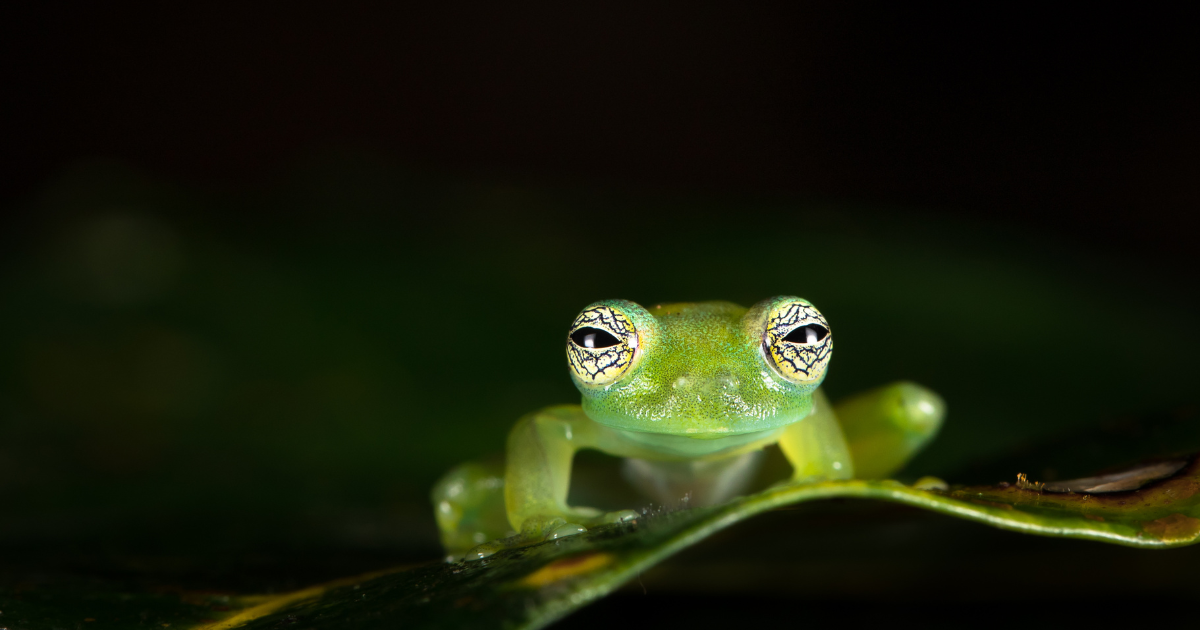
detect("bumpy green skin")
[579,300,817,435]
[432,297,945,558]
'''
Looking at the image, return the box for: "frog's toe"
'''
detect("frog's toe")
[548,522,588,539]
[519,515,573,540]
[491,508,639,556]
[539,512,634,541]
[462,539,508,561]
[595,509,640,525]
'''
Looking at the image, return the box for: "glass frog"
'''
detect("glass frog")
[432,297,945,559]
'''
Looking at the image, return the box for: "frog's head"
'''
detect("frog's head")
[565,297,832,437]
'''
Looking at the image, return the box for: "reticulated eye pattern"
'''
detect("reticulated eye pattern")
[570,327,621,349]
[567,306,636,384]
[765,302,832,382]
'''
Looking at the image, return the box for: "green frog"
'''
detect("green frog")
[432,297,945,559]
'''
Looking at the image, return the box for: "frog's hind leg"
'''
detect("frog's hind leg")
[621,450,765,508]
[834,381,945,479]
[431,460,514,557]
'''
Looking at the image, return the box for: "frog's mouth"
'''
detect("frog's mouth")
[583,397,813,437]
[616,427,787,459]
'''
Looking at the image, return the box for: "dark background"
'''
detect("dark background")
[5,4,1198,258]
[2,3,1199,625]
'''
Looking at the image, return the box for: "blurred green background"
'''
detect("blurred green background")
[4,4,1200,623]
[4,155,1199,593]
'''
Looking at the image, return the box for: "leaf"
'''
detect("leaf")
[0,581,269,629]
[205,456,1200,629]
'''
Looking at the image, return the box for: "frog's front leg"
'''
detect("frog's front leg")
[778,388,855,481]
[504,405,638,539]
[777,384,945,482]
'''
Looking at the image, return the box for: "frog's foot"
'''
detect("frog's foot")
[459,509,641,561]
[521,508,639,537]
[523,514,590,540]
[431,462,514,558]
[458,516,587,561]
[518,508,640,543]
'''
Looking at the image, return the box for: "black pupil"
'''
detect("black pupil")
[783,324,829,344]
[571,327,621,349]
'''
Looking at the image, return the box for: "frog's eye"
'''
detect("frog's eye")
[763,300,832,384]
[567,305,639,386]
[570,327,621,349]
[782,324,829,345]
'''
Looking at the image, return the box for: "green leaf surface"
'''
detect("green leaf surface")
[0,581,265,629]
[205,457,1200,629]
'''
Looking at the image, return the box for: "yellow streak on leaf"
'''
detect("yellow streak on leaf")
[518,552,615,588]
[192,565,416,630]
